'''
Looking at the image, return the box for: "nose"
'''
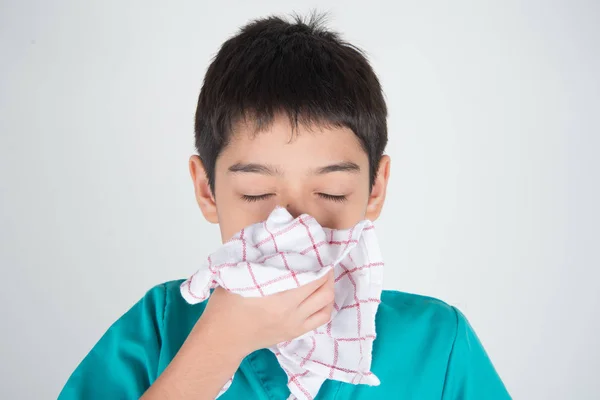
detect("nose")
[279,197,337,229]
[280,192,308,219]
[283,202,302,219]
[278,193,324,224]
[280,200,335,229]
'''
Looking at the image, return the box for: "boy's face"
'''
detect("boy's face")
[190,114,390,242]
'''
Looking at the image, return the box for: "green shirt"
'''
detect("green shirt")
[59,280,510,399]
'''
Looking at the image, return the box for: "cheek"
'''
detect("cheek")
[217,199,276,242]
[311,198,370,230]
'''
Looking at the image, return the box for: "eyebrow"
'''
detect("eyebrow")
[228,163,281,175]
[227,161,361,176]
[315,161,361,175]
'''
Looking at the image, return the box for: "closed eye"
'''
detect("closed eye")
[242,193,347,203]
[318,193,348,203]
[241,193,275,203]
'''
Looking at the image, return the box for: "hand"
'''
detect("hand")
[195,269,335,357]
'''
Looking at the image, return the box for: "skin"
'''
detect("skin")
[142,114,390,399]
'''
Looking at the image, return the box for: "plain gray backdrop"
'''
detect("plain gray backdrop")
[1,0,599,399]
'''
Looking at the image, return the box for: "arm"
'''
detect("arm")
[143,271,335,399]
[140,316,244,400]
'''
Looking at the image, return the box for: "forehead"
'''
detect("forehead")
[218,115,368,168]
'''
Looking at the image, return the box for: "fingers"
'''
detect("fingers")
[279,268,333,303]
[303,302,334,332]
[297,272,335,318]
[299,269,333,297]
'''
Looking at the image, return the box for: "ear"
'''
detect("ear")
[365,155,391,222]
[189,155,219,224]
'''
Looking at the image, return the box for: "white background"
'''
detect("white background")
[1,1,599,399]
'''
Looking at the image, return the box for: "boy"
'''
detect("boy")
[59,14,510,399]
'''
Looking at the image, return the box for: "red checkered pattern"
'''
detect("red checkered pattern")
[181,206,384,400]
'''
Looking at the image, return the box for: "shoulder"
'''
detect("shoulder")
[370,290,460,390]
[142,279,183,300]
[147,279,206,339]
[140,279,192,310]
[58,279,193,399]
[118,279,204,339]
[378,289,459,334]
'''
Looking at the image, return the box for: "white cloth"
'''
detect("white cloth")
[181,206,384,400]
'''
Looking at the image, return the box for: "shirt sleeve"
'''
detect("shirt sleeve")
[58,284,166,399]
[441,307,511,400]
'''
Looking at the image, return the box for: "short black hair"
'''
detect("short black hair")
[194,13,388,193]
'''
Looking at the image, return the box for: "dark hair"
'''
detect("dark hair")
[194,13,388,193]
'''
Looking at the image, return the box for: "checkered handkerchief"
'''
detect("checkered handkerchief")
[181,206,384,400]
